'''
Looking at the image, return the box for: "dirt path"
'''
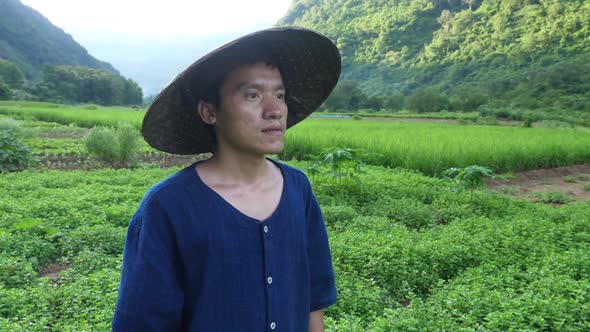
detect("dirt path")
[486,163,590,203]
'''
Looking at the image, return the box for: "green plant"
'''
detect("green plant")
[532,190,572,204]
[84,122,139,166]
[307,147,368,183]
[583,184,590,192]
[562,175,577,183]
[352,115,362,120]
[443,165,496,203]
[0,130,32,172]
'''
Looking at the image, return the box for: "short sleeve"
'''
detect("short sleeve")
[112,196,184,331]
[305,180,337,312]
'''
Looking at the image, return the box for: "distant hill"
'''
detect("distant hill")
[278,0,590,112]
[0,0,117,81]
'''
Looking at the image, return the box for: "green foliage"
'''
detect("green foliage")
[37,65,143,106]
[532,190,573,205]
[307,147,368,185]
[2,163,590,330]
[323,80,367,112]
[0,59,24,88]
[584,184,590,192]
[443,165,495,203]
[0,256,36,288]
[0,130,32,172]
[383,93,405,111]
[563,175,577,183]
[84,122,140,166]
[407,87,450,113]
[0,79,11,100]
[278,0,590,114]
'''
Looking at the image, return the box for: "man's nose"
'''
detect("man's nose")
[262,96,284,119]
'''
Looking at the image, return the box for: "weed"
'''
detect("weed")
[531,190,572,204]
[562,175,577,183]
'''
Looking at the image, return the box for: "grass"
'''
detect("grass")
[0,101,144,129]
[284,118,590,176]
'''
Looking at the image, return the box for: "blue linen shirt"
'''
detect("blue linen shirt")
[112,159,337,331]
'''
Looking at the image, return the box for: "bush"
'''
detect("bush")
[84,122,139,166]
[407,88,450,113]
[0,130,32,172]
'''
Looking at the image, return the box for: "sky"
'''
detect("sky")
[19,0,294,95]
[20,0,293,40]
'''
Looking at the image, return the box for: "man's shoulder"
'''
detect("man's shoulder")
[271,159,312,193]
[142,164,194,205]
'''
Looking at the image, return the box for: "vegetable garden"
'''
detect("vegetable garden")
[1,102,589,331]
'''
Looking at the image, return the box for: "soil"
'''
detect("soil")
[38,262,71,281]
[37,152,211,171]
[485,163,590,203]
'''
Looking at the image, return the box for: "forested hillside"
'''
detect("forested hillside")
[0,0,116,80]
[278,0,590,112]
[0,0,142,105]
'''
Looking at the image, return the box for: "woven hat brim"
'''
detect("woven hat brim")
[142,27,341,155]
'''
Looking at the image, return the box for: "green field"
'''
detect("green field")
[3,101,590,176]
[285,118,590,175]
[2,103,590,331]
[1,164,589,331]
[0,101,145,129]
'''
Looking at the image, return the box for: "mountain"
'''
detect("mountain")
[278,0,590,112]
[0,0,117,81]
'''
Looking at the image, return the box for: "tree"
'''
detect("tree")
[384,93,405,111]
[463,0,474,11]
[324,80,368,112]
[0,79,11,100]
[408,87,450,113]
[437,9,454,33]
[0,59,24,88]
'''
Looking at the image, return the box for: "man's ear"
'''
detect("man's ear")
[197,100,216,125]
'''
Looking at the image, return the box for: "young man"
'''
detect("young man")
[112,27,341,331]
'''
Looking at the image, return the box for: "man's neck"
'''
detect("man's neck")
[203,149,273,185]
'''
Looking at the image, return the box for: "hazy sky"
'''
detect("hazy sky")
[20,0,293,40]
[19,0,295,95]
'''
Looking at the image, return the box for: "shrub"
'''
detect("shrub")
[0,130,33,172]
[84,122,139,166]
[583,184,590,192]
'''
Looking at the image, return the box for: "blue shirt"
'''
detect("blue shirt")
[112,159,337,331]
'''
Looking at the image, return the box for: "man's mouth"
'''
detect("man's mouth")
[262,126,283,133]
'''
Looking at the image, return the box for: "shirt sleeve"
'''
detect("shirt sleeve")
[111,195,184,331]
[305,180,337,312]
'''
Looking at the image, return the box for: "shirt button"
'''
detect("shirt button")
[267,276,273,285]
[270,321,276,330]
[263,225,269,233]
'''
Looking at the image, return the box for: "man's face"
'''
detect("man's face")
[211,62,288,157]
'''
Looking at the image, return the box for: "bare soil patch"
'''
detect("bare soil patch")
[486,163,590,203]
[38,262,71,281]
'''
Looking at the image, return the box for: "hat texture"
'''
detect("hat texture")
[142,27,341,155]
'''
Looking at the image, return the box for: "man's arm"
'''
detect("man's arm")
[309,310,325,332]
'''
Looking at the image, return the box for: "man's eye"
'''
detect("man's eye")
[277,93,285,100]
[247,92,259,99]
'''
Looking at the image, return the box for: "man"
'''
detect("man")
[112,27,341,331]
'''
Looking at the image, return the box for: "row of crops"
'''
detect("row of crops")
[1,164,589,330]
[3,101,590,174]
